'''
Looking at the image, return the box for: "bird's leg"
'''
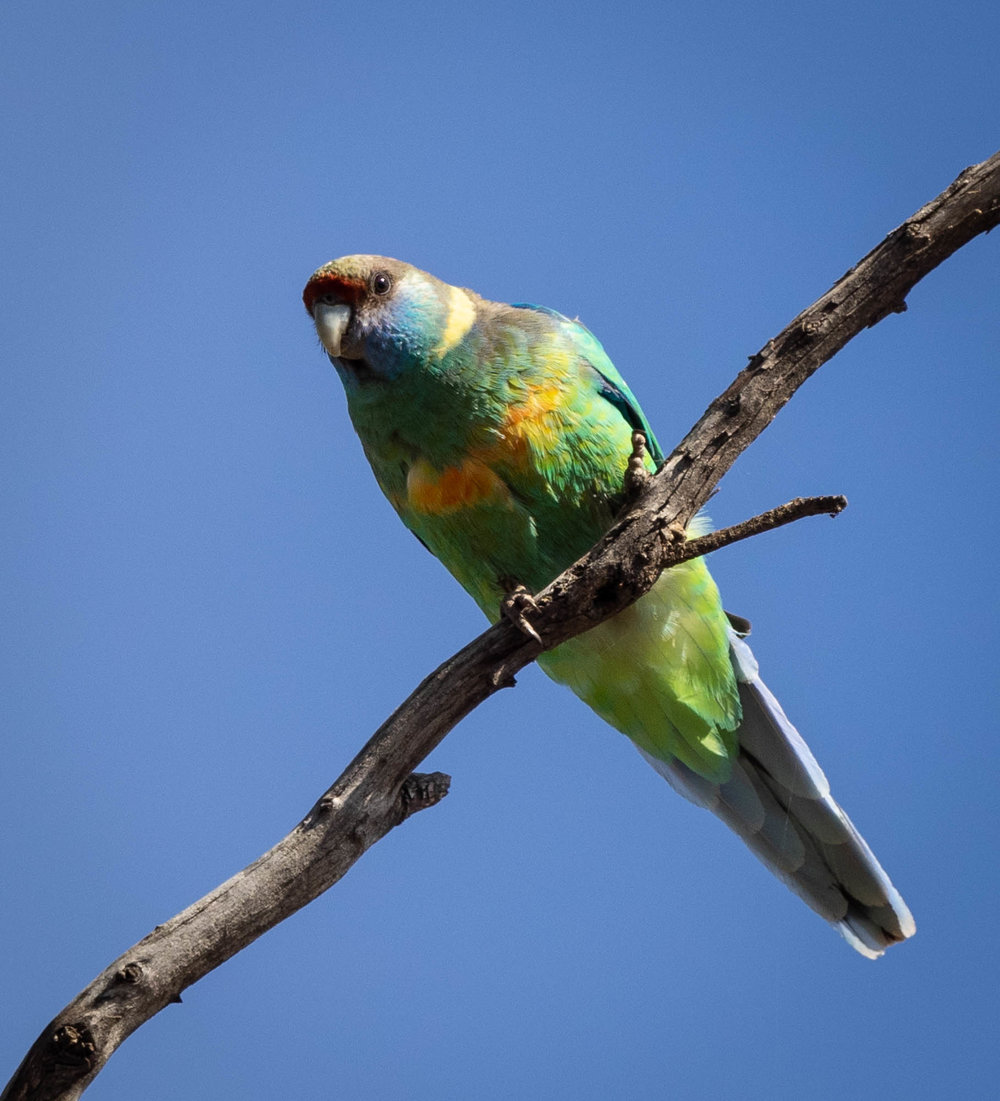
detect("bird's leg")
[623,430,652,499]
[499,577,542,645]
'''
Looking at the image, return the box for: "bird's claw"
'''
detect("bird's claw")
[624,430,652,498]
[500,584,542,644]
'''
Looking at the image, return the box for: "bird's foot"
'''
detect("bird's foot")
[624,430,652,499]
[500,583,542,645]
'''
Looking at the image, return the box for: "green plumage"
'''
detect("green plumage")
[303,254,915,957]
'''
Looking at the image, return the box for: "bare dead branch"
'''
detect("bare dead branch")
[1,772,452,1101]
[5,150,999,1101]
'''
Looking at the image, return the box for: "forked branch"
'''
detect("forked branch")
[5,150,999,1101]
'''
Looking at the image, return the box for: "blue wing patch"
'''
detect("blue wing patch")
[511,302,569,319]
[590,366,665,466]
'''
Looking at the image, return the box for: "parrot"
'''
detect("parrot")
[302,254,915,958]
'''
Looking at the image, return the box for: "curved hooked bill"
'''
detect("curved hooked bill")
[314,302,351,357]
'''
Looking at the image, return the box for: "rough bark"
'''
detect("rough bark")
[5,150,999,1101]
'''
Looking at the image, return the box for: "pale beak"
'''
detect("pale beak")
[313,302,352,357]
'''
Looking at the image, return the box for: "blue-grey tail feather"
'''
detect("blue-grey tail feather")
[637,632,915,958]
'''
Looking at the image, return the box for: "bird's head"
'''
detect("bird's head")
[303,255,477,382]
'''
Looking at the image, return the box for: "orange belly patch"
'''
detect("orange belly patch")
[407,456,511,514]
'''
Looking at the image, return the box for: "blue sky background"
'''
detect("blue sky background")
[2,2,998,1097]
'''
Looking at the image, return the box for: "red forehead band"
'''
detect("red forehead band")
[302,272,366,315]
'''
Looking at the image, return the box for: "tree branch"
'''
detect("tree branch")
[5,150,999,1101]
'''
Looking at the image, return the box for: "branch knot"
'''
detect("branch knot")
[50,1024,97,1069]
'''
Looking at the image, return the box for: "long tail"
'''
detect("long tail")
[639,632,915,958]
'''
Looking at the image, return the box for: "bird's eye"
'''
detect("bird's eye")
[370,271,392,296]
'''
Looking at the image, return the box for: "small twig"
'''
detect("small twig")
[398,772,452,822]
[663,495,848,567]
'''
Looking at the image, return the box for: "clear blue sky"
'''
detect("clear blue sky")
[3,2,998,1097]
